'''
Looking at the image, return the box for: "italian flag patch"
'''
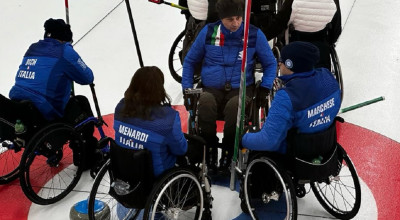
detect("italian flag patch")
[211,25,224,46]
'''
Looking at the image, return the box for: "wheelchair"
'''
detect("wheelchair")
[0,94,46,184]
[87,135,213,220]
[0,84,110,205]
[237,117,362,220]
[168,0,285,85]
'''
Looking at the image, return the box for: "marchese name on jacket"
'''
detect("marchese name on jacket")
[18,59,37,79]
[118,124,149,149]
[308,97,335,128]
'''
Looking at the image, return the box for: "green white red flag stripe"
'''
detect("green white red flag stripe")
[211,25,225,46]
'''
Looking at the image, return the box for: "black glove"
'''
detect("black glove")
[240,125,260,149]
[257,87,270,108]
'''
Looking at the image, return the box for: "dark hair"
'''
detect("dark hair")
[121,66,171,120]
[44,18,73,42]
[215,0,245,19]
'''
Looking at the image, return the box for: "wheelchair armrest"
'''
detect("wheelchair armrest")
[184,133,207,146]
[184,88,203,95]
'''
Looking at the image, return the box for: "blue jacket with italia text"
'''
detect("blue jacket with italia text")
[242,68,341,153]
[182,20,277,90]
[114,99,188,177]
[9,38,94,120]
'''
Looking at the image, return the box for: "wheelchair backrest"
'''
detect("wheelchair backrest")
[63,95,94,126]
[287,120,337,162]
[252,0,277,14]
[109,139,154,209]
[286,121,343,182]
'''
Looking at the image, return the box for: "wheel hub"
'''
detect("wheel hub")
[164,207,181,219]
[262,191,280,203]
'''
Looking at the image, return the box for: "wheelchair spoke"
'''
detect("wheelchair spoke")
[243,158,297,220]
[311,154,361,219]
[144,170,204,220]
[19,124,83,205]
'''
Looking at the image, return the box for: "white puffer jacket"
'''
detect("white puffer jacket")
[289,0,337,32]
[187,0,208,20]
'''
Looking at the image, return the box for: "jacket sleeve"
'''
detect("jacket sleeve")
[242,90,293,152]
[63,44,94,85]
[255,29,277,89]
[182,26,207,90]
[166,112,188,156]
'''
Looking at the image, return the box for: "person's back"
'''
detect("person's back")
[114,101,187,177]
[255,0,341,69]
[242,42,341,153]
[288,0,341,69]
[113,66,187,177]
[9,18,94,121]
[289,0,338,34]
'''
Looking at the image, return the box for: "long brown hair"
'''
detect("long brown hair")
[121,66,171,120]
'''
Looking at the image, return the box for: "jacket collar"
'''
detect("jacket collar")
[219,20,244,38]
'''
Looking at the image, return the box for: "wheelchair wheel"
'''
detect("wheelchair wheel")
[311,150,361,219]
[168,30,186,83]
[330,45,344,101]
[143,167,204,220]
[243,157,297,220]
[0,120,22,184]
[19,123,84,205]
[88,159,140,220]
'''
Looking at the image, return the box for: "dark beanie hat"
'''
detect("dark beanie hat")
[44,18,73,42]
[280,41,320,73]
[216,0,245,19]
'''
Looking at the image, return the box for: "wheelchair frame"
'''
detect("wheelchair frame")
[0,97,46,184]
[87,135,213,220]
[0,84,110,205]
[238,121,362,220]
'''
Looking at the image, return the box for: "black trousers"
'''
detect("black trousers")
[197,86,253,159]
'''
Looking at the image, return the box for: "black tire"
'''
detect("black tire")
[311,148,361,219]
[0,120,22,184]
[168,30,186,83]
[240,199,250,214]
[19,123,83,205]
[243,157,297,220]
[330,45,344,101]
[88,159,139,220]
[143,167,204,220]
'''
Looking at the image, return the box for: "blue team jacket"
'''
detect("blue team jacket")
[9,38,94,120]
[182,21,277,90]
[114,99,188,177]
[242,68,341,153]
